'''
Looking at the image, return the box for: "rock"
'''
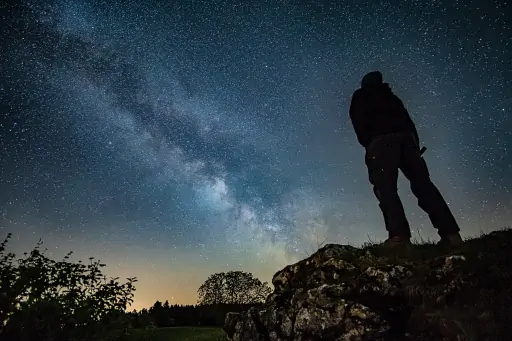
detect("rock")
[224,312,241,338]
[224,228,512,341]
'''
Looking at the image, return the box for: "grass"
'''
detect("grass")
[121,327,228,341]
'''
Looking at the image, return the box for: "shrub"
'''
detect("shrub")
[0,233,137,341]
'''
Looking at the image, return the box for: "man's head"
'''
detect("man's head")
[361,71,383,88]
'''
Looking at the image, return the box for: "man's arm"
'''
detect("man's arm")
[404,107,420,147]
[349,90,371,147]
[409,116,420,147]
[395,96,420,146]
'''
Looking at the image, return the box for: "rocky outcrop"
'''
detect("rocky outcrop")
[224,229,512,341]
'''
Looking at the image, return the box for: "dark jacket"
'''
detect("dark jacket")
[349,82,419,148]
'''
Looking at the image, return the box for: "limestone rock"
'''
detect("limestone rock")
[224,229,512,341]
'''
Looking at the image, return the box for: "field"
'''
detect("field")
[122,327,228,341]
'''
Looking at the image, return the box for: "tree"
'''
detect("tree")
[149,300,174,327]
[197,271,272,306]
[0,233,137,341]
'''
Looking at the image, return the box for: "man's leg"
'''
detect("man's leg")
[399,133,460,238]
[365,134,411,238]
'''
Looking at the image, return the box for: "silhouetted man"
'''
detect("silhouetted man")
[349,71,462,248]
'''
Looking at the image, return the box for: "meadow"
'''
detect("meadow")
[121,327,228,341]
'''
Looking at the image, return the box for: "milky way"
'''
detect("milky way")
[1,0,511,308]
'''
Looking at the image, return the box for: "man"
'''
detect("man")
[349,71,462,248]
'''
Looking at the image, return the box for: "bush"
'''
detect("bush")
[0,233,137,341]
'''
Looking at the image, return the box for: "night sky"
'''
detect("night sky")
[1,0,511,310]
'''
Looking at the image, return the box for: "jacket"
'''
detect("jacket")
[349,82,420,148]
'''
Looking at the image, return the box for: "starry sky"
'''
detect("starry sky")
[1,0,511,310]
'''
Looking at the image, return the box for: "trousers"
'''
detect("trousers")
[365,132,460,238]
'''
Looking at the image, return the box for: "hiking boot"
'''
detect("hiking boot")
[437,233,463,248]
[380,236,413,250]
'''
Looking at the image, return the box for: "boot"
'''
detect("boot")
[437,232,463,248]
[380,235,413,250]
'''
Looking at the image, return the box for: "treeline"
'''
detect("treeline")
[124,270,273,329]
[126,301,262,328]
